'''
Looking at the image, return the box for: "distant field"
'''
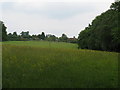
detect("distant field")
[2,41,78,49]
[2,41,119,88]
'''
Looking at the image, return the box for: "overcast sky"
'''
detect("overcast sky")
[0,0,114,37]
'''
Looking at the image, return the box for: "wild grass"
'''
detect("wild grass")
[2,41,119,88]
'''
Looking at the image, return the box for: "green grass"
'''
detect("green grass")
[2,41,119,88]
[3,41,77,49]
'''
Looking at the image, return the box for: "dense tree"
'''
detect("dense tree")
[31,35,38,40]
[110,1,120,11]
[45,34,57,41]
[59,34,68,42]
[78,1,120,52]
[0,21,2,41]
[0,21,7,41]
[37,34,42,40]
[20,31,29,38]
[13,32,17,36]
[8,33,12,41]
[38,32,45,40]
[8,32,21,41]
[41,32,45,40]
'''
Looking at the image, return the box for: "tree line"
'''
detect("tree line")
[78,1,120,52]
[1,1,119,52]
[0,22,77,43]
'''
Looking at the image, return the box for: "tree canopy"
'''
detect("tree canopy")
[78,1,120,52]
[0,21,8,41]
[38,32,45,40]
[59,34,68,42]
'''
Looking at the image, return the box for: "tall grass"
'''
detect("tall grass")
[2,41,118,88]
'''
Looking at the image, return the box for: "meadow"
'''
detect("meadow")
[2,41,119,88]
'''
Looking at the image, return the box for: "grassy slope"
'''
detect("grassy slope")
[2,41,118,88]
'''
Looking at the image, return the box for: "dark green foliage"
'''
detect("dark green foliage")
[0,21,2,41]
[13,32,17,36]
[59,34,68,42]
[31,35,38,40]
[41,32,45,40]
[0,21,8,41]
[8,32,21,41]
[110,1,120,12]
[20,31,29,38]
[19,31,30,41]
[78,1,120,52]
[8,33,13,41]
[38,32,45,40]
[45,34,58,41]
[111,27,120,51]
[37,34,42,39]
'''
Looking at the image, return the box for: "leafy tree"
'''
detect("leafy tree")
[59,34,68,42]
[0,21,2,41]
[38,32,45,40]
[13,32,17,36]
[20,31,30,39]
[41,32,45,40]
[8,33,12,41]
[8,32,21,41]
[110,1,120,12]
[37,34,42,40]
[78,1,120,52]
[0,21,7,41]
[111,27,120,51]
[32,35,38,40]
[45,34,57,41]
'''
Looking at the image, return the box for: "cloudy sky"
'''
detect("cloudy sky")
[0,0,114,37]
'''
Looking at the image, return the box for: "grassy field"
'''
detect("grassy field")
[2,41,77,49]
[2,41,119,88]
